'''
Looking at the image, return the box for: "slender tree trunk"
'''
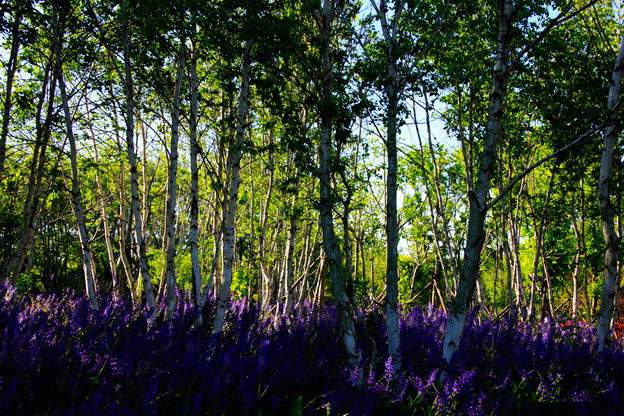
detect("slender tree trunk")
[493,235,499,310]
[0,9,22,176]
[284,185,299,313]
[385,83,401,373]
[414,114,452,299]
[341,181,354,300]
[163,38,186,321]
[259,131,275,307]
[318,0,361,372]
[7,27,59,279]
[507,155,530,314]
[211,92,228,299]
[580,176,592,321]
[423,88,459,281]
[212,41,251,334]
[296,221,311,283]
[295,221,312,305]
[360,232,367,291]
[118,164,136,303]
[571,212,583,319]
[123,12,156,321]
[597,34,624,352]
[315,252,326,307]
[502,233,514,309]
[572,251,580,319]
[189,23,202,312]
[508,211,525,310]
[109,99,136,303]
[84,99,120,301]
[541,251,555,319]
[370,255,375,301]
[442,0,513,365]
[194,219,222,327]
[156,175,169,305]
[58,58,99,311]
[354,227,361,287]
[372,0,407,374]
[96,148,120,301]
[527,171,555,320]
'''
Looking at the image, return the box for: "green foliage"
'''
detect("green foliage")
[0,0,619,326]
[15,272,39,295]
[288,395,304,416]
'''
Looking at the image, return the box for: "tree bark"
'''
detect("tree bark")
[122,10,156,321]
[597,34,624,352]
[163,38,186,321]
[413,102,453,299]
[85,99,120,301]
[571,211,582,319]
[372,0,405,375]
[318,0,361,371]
[109,98,136,303]
[118,162,136,303]
[284,179,299,313]
[189,21,202,313]
[212,41,251,334]
[194,218,222,327]
[6,18,60,279]
[57,56,99,311]
[527,171,555,320]
[95,143,120,301]
[0,7,22,176]
[258,131,275,307]
[384,73,401,374]
[442,0,513,365]
[423,88,460,282]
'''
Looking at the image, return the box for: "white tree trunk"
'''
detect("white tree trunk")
[123,17,157,321]
[442,0,513,365]
[597,34,624,352]
[6,31,57,280]
[318,0,361,371]
[85,99,120,301]
[372,0,406,375]
[212,41,251,334]
[163,39,186,321]
[58,56,99,311]
[189,21,202,312]
[258,131,275,307]
[0,8,21,176]
[284,199,298,313]
[117,165,136,304]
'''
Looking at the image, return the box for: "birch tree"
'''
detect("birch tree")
[121,3,157,320]
[189,17,202,314]
[57,41,99,311]
[316,0,362,371]
[213,40,252,334]
[163,33,186,321]
[4,9,61,280]
[597,33,624,352]
[0,1,23,176]
[441,0,514,365]
[371,0,406,375]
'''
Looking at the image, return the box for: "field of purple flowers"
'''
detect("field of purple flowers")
[1,281,623,415]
